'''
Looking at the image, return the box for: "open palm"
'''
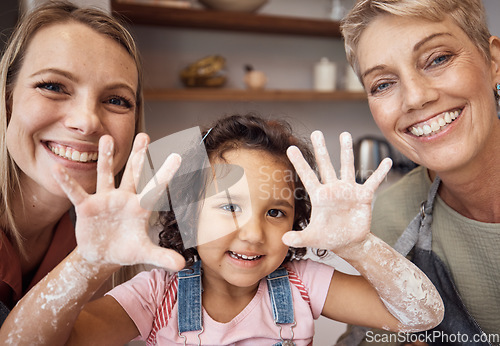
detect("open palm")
[51,134,186,271]
[282,131,392,253]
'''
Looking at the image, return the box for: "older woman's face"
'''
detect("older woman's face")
[357,14,499,173]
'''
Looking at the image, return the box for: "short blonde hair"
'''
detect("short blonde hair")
[0,0,144,256]
[341,0,491,77]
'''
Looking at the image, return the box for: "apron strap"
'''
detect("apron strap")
[393,176,441,255]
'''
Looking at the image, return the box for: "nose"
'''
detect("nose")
[64,93,103,135]
[401,73,439,113]
[237,217,265,244]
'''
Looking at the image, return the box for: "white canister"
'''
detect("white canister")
[345,65,365,92]
[314,57,337,91]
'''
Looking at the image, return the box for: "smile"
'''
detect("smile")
[228,251,262,261]
[48,143,98,163]
[408,109,462,137]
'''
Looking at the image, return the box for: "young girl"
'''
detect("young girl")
[0,114,444,345]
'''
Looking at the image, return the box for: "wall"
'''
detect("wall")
[0,0,19,51]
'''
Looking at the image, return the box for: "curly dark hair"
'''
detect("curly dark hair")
[157,113,320,268]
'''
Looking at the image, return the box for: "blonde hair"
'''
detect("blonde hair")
[0,1,144,259]
[340,0,491,77]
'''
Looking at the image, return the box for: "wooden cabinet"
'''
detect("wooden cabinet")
[111,0,366,101]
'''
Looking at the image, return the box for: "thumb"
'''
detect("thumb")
[282,230,306,248]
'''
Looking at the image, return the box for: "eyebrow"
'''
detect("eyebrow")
[30,68,76,81]
[271,200,294,209]
[361,32,453,79]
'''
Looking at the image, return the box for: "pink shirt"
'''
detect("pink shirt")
[108,259,334,346]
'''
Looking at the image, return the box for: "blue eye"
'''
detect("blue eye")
[376,82,391,92]
[267,209,285,218]
[37,81,64,93]
[107,96,133,109]
[430,54,450,66]
[371,81,392,95]
[221,204,241,213]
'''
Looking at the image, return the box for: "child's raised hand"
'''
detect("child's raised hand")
[51,134,186,272]
[282,131,392,255]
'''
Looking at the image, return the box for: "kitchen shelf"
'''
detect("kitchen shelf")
[111,0,342,37]
[144,88,367,101]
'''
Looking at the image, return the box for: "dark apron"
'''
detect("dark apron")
[339,177,494,346]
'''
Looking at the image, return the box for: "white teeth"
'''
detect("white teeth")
[49,144,98,163]
[229,251,261,261]
[410,110,461,137]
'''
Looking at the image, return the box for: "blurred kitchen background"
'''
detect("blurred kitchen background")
[2,0,500,344]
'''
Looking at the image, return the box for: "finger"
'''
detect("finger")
[138,153,182,210]
[363,157,392,192]
[138,245,186,271]
[51,164,89,206]
[120,133,149,192]
[96,135,115,192]
[339,132,356,182]
[286,146,319,193]
[311,131,337,183]
[282,230,309,248]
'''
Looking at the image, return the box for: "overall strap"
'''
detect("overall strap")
[267,267,296,346]
[177,261,203,336]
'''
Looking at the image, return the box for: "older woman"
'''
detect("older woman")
[339,0,499,344]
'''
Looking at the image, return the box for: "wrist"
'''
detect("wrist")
[332,233,376,263]
[71,249,120,281]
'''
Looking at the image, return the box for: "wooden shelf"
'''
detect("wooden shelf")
[111,0,341,37]
[144,88,367,101]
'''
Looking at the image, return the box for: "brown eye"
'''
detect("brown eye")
[267,209,285,218]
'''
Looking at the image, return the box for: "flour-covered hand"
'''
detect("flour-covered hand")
[282,131,392,253]
[51,134,186,272]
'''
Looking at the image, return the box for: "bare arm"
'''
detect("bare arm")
[283,131,444,332]
[0,134,185,345]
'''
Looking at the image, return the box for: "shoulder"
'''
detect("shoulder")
[285,259,334,319]
[371,166,431,246]
[107,268,174,307]
[285,258,334,280]
[106,268,177,339]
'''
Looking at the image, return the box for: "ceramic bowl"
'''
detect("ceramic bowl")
[198,0,268,12]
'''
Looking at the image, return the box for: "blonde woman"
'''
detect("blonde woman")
[0,0,147,327]
[340,0,500,344]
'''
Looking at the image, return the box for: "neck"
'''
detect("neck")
[5,175,72,260]
[429,131,500,222]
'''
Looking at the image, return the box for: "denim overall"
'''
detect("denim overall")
[177,261,296,346]
[339,177,493,346]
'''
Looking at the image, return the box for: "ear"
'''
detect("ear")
[488,35,500,81]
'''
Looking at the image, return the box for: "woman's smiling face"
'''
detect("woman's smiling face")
[358,14,500,174]
[6,21,138,198]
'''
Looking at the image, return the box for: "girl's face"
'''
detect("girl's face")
[357,14,500,174]
[6,22,137,199]
[197,148,295,291]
